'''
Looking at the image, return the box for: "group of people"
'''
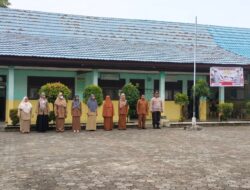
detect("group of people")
[18,91,163,133]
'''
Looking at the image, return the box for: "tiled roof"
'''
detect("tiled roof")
[0,8,250,65]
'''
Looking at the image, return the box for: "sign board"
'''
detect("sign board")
[210,67,244,87]
[100,73,120,80]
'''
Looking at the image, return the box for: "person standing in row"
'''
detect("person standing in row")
[137,94,148,129]
[150,91,163,129]
[54,92,67,132]
[86,94,98,131]
[36,92,49,132]
[118,93,129,130]
[102,95,114,131]
[71,95,82,133]
[18,96,32,133]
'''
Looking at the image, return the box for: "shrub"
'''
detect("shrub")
[218,103,234,121]
[246,101,250,115]
[174,93,189,121]
[48,111,56,123]
[121,83,140,118]
[83,85,103,106]
[9,109,19,126]
[39,82,71,104]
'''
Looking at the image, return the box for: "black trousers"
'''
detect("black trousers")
[36,115,49,132]
[152,111,161,128]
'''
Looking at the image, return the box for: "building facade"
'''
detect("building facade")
[1,8,250,124]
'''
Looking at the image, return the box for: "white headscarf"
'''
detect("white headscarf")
[18,96,32,113]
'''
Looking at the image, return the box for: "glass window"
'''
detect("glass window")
[98,79,125,100]
[154,80,182,100]
[130,79,145,95]
[225,87,245,100]
[165,81,182,100]
[27,76,75,100]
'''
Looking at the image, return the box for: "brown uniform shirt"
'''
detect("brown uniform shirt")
[71,102,82,117]
[137,99,148,115]
[55,105,67,118]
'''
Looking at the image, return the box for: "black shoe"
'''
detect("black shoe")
[157,126,161,129]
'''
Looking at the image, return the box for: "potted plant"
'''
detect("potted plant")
[218,103,234,121]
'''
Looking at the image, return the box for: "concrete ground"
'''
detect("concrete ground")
[0,127,250,190]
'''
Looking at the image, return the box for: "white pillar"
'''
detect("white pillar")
[182,80,188,94]
[93,70,98,85]
[160,72,165,100]
[219,87,225,103]
[160,72,166,115]
[7,66,14,110]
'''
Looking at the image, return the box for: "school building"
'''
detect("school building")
[0,8,250,125]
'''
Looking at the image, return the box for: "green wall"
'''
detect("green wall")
[1,67,208,101]
[13,69,78,100]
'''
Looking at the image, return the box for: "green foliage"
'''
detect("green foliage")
[174,93,189,106]
[246,101,250,115]
[83,85,103,106]
[48,111,56,123]
[218,103,234,121]
[9,109,19,126]
[174,93,189,121]
[0,0,10,8]
[193,79,210,98]
[121,83,140,118]
[39,82,71,104]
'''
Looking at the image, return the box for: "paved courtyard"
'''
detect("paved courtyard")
[0,127,250,190]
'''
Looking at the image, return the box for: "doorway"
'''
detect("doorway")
[0,76,6,121]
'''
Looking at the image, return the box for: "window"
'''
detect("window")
[165,81,182,100]
[130,79,145,95]
[98,79,125,100]
[225,87,245,100]
[27,76,75,99]
[154,80,182,100]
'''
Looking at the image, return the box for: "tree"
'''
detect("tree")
[39,82,72,104]
[83,85,103,106]
[174,93,189,121]
[39,82,71,122]
[193,79,210,98]
[0,0,11,8]
[192,79,210,119]
[121,83,140,118]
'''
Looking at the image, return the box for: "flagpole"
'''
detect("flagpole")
[192,16,197,128]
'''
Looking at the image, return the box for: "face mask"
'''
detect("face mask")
[60,96,63,99]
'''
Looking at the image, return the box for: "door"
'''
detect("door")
[0,76,6,121]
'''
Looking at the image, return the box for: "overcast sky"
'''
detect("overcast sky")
[10,0,250,28]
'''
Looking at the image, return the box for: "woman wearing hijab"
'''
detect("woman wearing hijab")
[118,93,129,130]
[54,92,67,132]
[71,95,82,133]
[86,94,98,131]
[137,94,148,129]
[36,92,49,132]
[18,96,32,133]
[102,95,114,131]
